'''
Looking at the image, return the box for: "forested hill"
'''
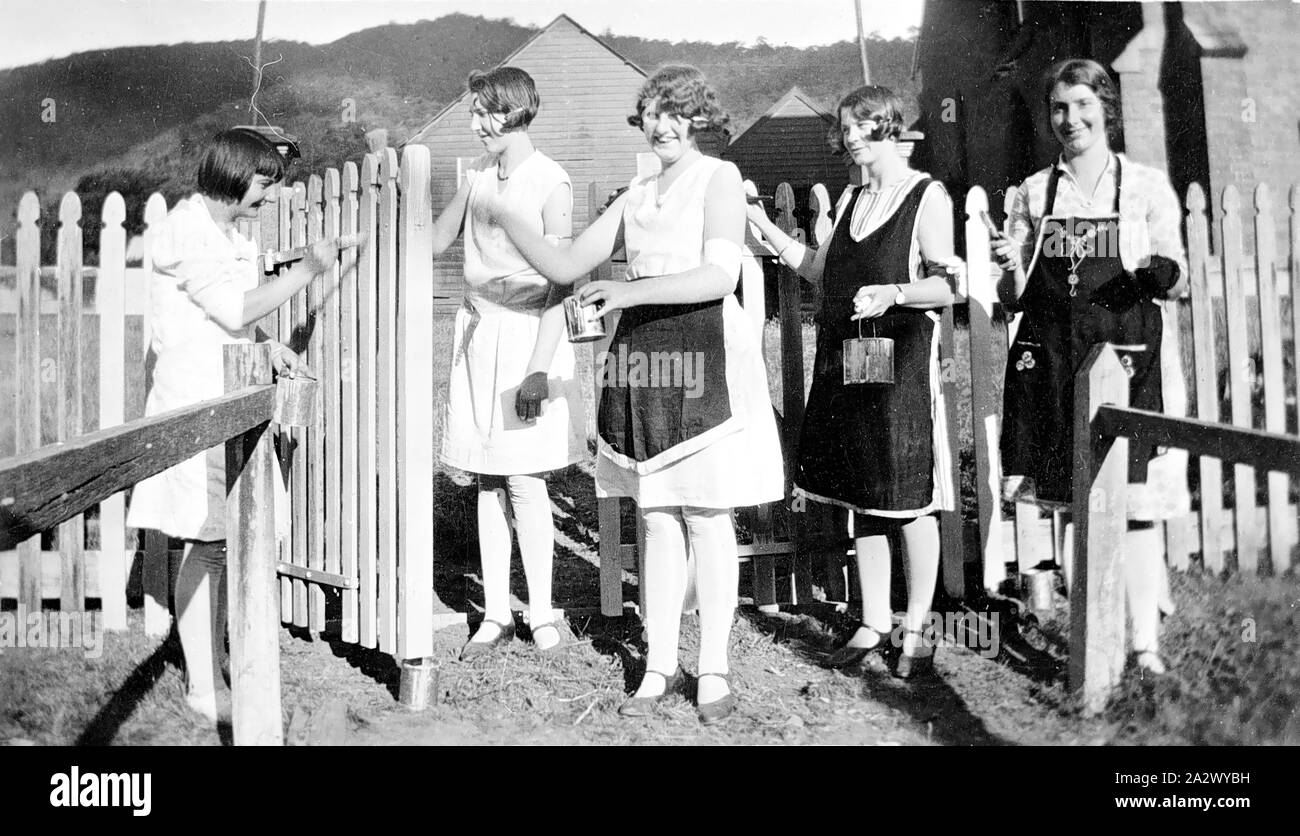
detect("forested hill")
[0,13,916,258]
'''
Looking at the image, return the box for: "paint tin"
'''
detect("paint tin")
[842,332,894,384]
[563,296,606,343]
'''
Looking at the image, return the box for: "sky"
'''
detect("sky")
[0,0,926,70]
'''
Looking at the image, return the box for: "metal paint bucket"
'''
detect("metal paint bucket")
[563,296,606,343]
[274,374,319,428]
[1022,568,1057,614]
[842,320,894,385]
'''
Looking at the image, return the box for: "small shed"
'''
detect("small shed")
[723,86,852,213]
[405,14,650,308]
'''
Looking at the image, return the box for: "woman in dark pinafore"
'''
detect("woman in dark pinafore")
[748,86,959,678]
[991,59,1191,674]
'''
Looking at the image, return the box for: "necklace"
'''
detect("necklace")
[496,163,509,181]
[1064,225,1098,297]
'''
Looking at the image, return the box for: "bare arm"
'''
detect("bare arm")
[239,236,352,326]
[577,162,745,316]
[745,200,826,283]
[524,182,574,375]
[493,187,625,284]
[994,184,1033,306]
[430,177,471,257]
[852,183,956,319]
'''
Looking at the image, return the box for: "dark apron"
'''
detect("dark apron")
[795,180,937,511]
[597,295,733,466]
[1001,156,1163,504]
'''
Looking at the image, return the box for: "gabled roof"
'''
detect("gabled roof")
[728,86,833,147]
[403,14,647,147]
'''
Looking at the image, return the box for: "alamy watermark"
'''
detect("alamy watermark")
[0,605,104,659]
[596,344,706,398]
[879,609,1001,659]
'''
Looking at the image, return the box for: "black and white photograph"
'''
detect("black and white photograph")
[0,0,1296,777]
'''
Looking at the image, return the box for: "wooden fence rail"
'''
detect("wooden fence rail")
[1071,344,1300,714]
[0,343,287,744]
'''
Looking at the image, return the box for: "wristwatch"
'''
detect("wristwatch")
[893,284,906,306]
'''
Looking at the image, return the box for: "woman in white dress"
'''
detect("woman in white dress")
[128,128,348,722]
[432,67,586,658]
[491,65,784,724]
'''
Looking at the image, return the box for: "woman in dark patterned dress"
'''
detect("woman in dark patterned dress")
[748,86,959,678]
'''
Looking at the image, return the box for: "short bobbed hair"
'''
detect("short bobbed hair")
[197,128,288,203]
[627,65,731,137]
[467,66,539,132]
[827,85,906,154]
[1042,58,1122,145]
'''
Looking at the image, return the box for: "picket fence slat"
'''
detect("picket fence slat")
[322,169,344,636]
[1186,185,1225,571]
[290,182,310,628]
[357,154,380,648]
[1254,185,1289,574]
[97,192,128,630]
[339,162,361,644]
[56,194,86,623]
[1221,186,1258,573]
[16,194,43,613]
[306,175,327,633]
[276,188,295,620]
[376,148,400,654]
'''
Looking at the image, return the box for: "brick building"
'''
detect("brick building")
[913,0,1299,250]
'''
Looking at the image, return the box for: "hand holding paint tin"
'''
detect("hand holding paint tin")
[562,294,606,343]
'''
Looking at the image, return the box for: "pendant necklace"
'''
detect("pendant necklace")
[1065,225,1098,297]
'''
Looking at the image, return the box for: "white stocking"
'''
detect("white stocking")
[505,474,557,646]
[475,477,514,635]
[175,540,229,721]
[639,507,689,694]
[684,507,738,703]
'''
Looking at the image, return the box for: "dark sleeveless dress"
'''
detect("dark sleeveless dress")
[1001,156,1164,504]
[795,178,939,513]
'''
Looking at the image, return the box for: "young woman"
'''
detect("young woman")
[431,67,585,658]
[991,59,1189,674]
[747,86,958,679]
[490,65,784,723]
[128,128,347,722]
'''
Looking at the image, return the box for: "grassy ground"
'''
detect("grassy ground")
[2,316,1297,746]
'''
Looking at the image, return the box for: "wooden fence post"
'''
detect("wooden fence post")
[775,184,817,605]
[591,182,624,618]
[396,143,437,660]
[224,343,282,746]
[1070,345,1128,716]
